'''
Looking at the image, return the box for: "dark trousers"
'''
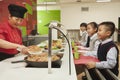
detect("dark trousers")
[0,52,15,61]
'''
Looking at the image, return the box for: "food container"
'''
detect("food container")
[12,53,63,68]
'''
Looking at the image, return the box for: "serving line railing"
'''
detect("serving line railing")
[82,67,119,80]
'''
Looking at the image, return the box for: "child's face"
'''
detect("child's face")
[97,25,111,41]
[80,26,86,32]
[87,25,97,37]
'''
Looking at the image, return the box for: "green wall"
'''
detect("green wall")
[37,10,60,35]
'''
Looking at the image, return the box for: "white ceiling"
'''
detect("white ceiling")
[59,0,120,3]
[37,0,120,6]
[37,0,120,5]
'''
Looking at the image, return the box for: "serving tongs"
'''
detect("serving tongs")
[17,47,43,55]
[11,60,25,63]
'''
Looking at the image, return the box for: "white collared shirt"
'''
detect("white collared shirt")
[79,31,88,46]
[90,33,97,40]
[84,38,118,69]
[89,33,100,51]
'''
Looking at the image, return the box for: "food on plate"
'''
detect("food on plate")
[45,39,62,50]
[26,53,60,62]
[28,45,41,52]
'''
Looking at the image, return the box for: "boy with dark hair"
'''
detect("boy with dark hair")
[85,21,119,76]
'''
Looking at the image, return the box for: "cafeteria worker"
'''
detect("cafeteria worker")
[0,4,28,61]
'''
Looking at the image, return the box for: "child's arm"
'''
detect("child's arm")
[83,50,97,57]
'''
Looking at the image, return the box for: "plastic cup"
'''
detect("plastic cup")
[74,52,79,59]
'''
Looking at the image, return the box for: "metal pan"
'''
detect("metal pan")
[12,53,63,68]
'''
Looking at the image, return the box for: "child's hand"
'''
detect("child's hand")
[86,62,96,69]
[79,52,84,55]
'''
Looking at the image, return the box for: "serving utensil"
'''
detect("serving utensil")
[17,46,43,55]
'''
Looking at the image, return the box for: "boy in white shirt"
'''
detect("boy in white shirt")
[85,21,119,76]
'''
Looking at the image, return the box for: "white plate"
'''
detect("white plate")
[37,43,46,47]
[44,48,64,54]
[28,51,43,55]
[76,46,89,50]
[77,50,88,53]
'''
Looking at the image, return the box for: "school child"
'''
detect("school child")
[85,21,119,77]
[79,23,88,47]
[86,22,100,51]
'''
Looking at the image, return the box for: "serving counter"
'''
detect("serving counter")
[0,44,77,80]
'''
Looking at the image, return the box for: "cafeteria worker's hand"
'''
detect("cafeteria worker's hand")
[86,61,96,69]
[17,45,29,54]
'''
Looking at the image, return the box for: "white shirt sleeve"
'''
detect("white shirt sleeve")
[84,51,97,58]
[83,40,99,57]
[96,47,117,69]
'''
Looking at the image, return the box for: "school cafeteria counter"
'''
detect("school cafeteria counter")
[0,44,77,80]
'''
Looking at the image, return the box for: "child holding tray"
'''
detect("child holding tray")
[77,21,119,80]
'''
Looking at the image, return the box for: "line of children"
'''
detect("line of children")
[77,21,119,80]
[79,22,100,51]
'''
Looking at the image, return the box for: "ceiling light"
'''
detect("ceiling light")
[96,0,111,2]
